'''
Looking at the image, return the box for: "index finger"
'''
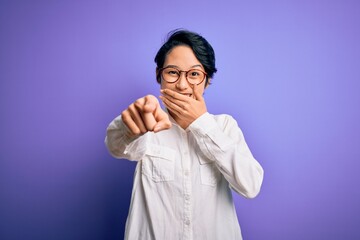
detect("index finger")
[161,89,189,101]
[142,96,158,131]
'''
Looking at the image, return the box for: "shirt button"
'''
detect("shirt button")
[184,170,189,176]
[184,194,190,200]
[185,219,190,225]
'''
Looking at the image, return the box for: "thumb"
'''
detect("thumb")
[193,83,204,101]
[153,119,172,133]
[153,108,172,132]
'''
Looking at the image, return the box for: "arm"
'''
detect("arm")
[161,84,263,197]
[188,113,264,198]
[105,95,171,160]
[105,115,146,160]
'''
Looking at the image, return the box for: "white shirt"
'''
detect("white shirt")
[105,112,264,240]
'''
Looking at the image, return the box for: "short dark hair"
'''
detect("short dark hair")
[154,29,217,84]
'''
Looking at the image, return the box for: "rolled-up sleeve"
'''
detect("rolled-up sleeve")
[188,113,264,198]
[105,115,147,161]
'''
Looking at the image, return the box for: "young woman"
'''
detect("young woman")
[105,29,264,240]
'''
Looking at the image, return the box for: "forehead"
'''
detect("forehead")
[164,45,202,68]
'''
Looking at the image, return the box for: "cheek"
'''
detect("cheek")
[160,81,166,89]
[161,81,175,90]
[197,89,205,96]
[197,83,206,94]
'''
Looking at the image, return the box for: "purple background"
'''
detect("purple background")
[1,0,359,239]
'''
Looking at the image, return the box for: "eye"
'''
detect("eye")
[168,70,178,75]
[188,70,203,79]
[190,71,200,76]
[164,68,179,76]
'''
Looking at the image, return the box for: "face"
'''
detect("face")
[159,45,208,99]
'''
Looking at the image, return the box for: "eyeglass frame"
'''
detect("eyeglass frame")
[157,66,208,85]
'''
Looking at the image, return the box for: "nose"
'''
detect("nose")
[175,72,189,90]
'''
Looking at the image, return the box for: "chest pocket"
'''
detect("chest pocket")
[142,144,176,182]
[199,162,221,187]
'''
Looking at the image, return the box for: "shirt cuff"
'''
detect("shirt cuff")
[114,116,140,145]
[187,112,217,136]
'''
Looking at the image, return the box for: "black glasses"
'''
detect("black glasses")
[159,67,207,85]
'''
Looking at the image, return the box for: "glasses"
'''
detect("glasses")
[159,67,207,85]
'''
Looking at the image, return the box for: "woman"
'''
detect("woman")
[105,29,264,240]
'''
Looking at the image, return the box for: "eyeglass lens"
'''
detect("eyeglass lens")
[161,68,205,85]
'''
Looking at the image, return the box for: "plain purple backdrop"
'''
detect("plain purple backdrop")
[1,0,359,239]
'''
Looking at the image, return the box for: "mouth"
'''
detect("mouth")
[180,93,193,98]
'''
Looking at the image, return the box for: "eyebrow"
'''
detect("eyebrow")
[164,64,203,69]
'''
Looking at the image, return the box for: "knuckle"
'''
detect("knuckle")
[134,99,142,107]
[121,110,129,119]
[128,103,136,111]
[145,94,156,102]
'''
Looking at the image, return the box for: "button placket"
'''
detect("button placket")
[181,131,192,240]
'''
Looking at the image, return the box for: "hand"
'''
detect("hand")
[160,84,207,129]
[121,95,172,136]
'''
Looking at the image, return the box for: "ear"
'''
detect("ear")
[155,68,161,84]
[205,78,211,89]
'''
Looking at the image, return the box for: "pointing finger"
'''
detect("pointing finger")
[143,95,158,113]
[143,96,159,130]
